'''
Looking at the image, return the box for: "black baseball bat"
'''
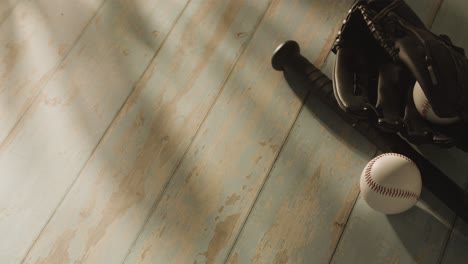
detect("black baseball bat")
[272,40,468,222]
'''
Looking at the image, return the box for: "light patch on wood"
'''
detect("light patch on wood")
[201,213,241,264]
[2,42,22,81]
[270,144,279,153]
[314,24,341,67]
[185,0,244,93]
[273,249,289,264]
[258,137,273,147]
[57,43,67,57]
[329,183,360,254]
[236,32,248,38]
[31,230,76,264]
[227,252,238,264]
[225,193,241,206]
[184,160,208,185]
[139,239,154,263]
[251,166,323,263]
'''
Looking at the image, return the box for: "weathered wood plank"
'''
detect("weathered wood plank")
[225,0,463,263]
[226,95,376,263]
[331,188,454,264]
[22,0,271,263]
[0,0,188,262]
[122,1,358,263]
[0,0,104,144]
[225,1,447,263]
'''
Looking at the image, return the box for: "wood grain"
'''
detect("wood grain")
[22,0,271,263]
[331,190,454,264]
[0,0,104,145]
[224,1,448,263]
[122,0,358,263]
[226,95,376,263]
[0,0,188,262]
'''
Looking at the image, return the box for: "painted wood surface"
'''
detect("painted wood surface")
[22,0,271,263]
[0,0,104,145]
[123,1,358,263]
[226,94,376,263]
[226,1,452,263]
[0,0,189,262]
[331,187,455,263]
[3,0,468,263]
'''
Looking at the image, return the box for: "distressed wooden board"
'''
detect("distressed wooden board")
[123,0,359,263]
[225,95,376,263]
[0,0,104,144]
[331,189,454,264]
[226,1,449,263]
[0,0,189,262]
[22,0,271,263]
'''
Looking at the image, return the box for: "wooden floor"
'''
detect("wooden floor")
[1,0,467,263]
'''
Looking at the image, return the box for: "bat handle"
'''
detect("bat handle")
[272,40,334,99]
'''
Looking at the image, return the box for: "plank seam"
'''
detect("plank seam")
[0,0,107,150]
[116,3,201,263]
[438,216,459,263]
[119,0,277,262]
[439,182,468,262]
[222,14,350,261]
[428,2,461,262]
[223,78,315,263]
[428,0,445,28]
[327,148,379,264]
[18,0,189,262]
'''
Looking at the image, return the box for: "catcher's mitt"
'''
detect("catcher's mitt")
[331,0,468,150]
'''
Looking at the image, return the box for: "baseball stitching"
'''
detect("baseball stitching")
[364,153,419,200]
[421,99,431,118]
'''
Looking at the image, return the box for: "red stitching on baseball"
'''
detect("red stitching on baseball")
[364,153,419,200]
[421,99,431,118]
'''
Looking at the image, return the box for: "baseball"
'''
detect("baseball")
[413,82,460,125]
[360,153,422,214]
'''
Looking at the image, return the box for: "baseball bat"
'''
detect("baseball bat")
[272,40,468,222]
